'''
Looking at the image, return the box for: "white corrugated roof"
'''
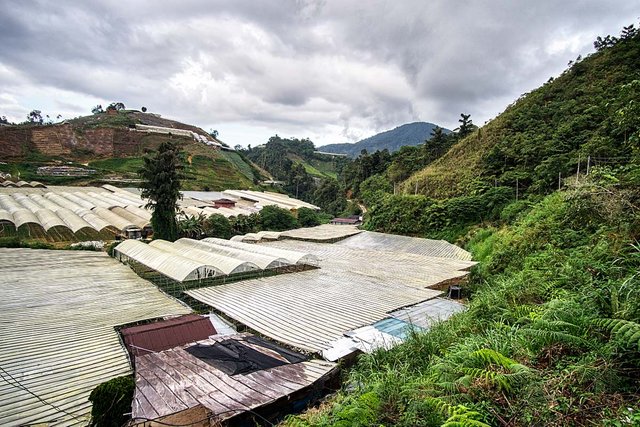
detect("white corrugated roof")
[149,239,259,276]
[115,239,221,282]
[0,248,190,426]
[187,234,474,354]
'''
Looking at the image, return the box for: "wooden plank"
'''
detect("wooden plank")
[166,348,273,407]
[145,353,200,408]
[136,361,189,416]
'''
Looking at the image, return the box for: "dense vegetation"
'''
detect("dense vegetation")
[239,136,351,215]
[284,24,640,427]
[320,122,450,157]
[400,25,640,199]
[286,167,640,427]
[88,375,135,427]
[176,205,323,239]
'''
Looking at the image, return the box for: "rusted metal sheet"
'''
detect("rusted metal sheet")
[130,333,336,424]
[122,314,216,357]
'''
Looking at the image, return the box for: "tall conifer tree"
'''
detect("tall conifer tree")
[138,141,184,241]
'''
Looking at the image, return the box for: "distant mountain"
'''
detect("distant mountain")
[319,122,450,157]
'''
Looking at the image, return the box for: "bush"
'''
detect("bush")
[259,205,298,231]
[88,375,135,427]
[0,237,54,249]
[500,199,533,223]
[297,207,321,227]
[204,213,233,239]
[106,241,121,257]
[230,213,260,235]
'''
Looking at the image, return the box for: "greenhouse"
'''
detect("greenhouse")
[175,238,291,270]
[115,239,223,282]
[187,233,476,355]
[114,238,317,297]
[204,237,320,265]
[149,240,260,276]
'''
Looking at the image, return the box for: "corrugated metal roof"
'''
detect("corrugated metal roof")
[121,314,216,357]
[131,333,335,423]
[187,236,474,354]
[0,248,190,427]
[337,231,473,260]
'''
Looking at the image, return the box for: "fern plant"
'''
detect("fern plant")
[426,397,491,427]
[594,318,640,350]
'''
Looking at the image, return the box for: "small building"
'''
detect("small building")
[330,216,362,226]
[129,333,336,426]
[121,314,217,358]
[212,198,237,209]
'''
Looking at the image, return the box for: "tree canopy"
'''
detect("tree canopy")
[138,141,184,241]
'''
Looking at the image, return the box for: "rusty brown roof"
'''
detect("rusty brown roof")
[130,333,336,424]
[122,314,216,357]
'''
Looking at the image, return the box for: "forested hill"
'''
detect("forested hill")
[400,26,640,198]
[320,121,449,157]
[0,110,261,190]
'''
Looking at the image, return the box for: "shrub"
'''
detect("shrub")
[259,205,298,231]
[88,375,135,427]
[204,213,233,239]
[297,207,321,227]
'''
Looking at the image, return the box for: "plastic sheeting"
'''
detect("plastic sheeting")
[150,240,259,276]
[176,238,290,270]
[204,237,319,265]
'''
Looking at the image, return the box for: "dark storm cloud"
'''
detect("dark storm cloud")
[0,0,636,145]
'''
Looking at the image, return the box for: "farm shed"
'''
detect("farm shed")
[121,314,217,357]
[187,233,475,355]
[0,248,189,426]
[129,333,336,426]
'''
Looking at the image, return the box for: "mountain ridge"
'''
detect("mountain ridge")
[320,121,449,157]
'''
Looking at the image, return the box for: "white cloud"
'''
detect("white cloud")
[0,0,636,145]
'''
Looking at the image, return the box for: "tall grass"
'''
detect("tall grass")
[283,171,640,427]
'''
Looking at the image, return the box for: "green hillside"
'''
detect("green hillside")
[0,111,259,190]
[243,136,345,180]
[401,28,640,199]
[285,25,640,427]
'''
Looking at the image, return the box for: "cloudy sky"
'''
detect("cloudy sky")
[1,1,637,147]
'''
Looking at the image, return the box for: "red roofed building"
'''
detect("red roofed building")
[121,314,216,357]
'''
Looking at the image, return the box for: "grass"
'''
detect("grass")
[90,157,144,175]
[284,173,640,427]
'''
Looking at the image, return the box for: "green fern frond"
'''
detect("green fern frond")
[425,397,455,417]
[520,327,587,347]
[469,348,517,367]
[594,318,640,350]
[442,417,491,427]
[460,368,512,391]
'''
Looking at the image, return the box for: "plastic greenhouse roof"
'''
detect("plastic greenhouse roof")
[115,239,223,282]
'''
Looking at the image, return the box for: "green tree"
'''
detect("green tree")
[139,141,184,241]
[204,213,233,239]
[107,102,126,111]
[26,110,43,125]
[259,205,298,231]
[178,213,205,239]
[297,207,321,227]
[230,213,260,234]
[456,113,474,138]
[313,179,347,216]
